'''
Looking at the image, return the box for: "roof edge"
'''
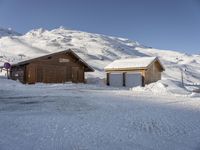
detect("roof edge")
[105,67,148,71]
[68,49,95,72]
[104,57,165,71]
[10,49,94,72]
[149,57,165,71]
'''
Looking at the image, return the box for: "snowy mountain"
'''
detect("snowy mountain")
[0,27,21,38]
[0,27,200,95]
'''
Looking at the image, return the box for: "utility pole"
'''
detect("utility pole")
[181,69,184,86]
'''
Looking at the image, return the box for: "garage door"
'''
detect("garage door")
[109,73,123,87]
[125,73,142,87]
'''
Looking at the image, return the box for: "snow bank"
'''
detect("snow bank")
[189,92,200,98]
[131,79,192,97]
[132,81,168,94]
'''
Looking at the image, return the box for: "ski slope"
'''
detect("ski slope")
[0,27,200,95]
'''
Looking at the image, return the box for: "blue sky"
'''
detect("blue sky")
[0,0,199,54]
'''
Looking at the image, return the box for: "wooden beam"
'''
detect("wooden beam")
[123,72,126,87]
[106,73,110,86]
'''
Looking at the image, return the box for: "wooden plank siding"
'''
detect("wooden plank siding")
[144,61,161,84]
[26,64,37,84]
[29,53,84,84]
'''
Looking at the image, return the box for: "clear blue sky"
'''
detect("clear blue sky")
[0,0,199,54]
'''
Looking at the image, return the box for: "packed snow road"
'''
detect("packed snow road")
[0,77,200,150]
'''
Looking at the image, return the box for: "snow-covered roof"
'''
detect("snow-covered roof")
[105,57,164,70]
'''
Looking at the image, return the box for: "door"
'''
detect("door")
[109,73,123,87]
[27,64,36,84]
[72,67,79,83]
[78,69,84,83]
[37,65,43,82]
[43,65,66,83]
[125,73,142,87]
[56,66,66,83]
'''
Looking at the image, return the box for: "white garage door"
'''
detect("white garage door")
[109,73,123,87]
[125,73,142,87]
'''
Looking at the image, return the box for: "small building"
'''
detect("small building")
[104,57,165,87]
[9,49,94,84]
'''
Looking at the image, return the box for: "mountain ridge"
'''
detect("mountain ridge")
[0,27,21,37]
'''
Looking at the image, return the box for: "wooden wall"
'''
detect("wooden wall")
[11,52,86,84]
[25,53,85,84]
[144,61,161,84]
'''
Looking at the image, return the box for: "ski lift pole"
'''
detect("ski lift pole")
[181,68,184,86]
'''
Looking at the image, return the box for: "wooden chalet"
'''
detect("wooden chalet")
[104,57,165,87]
[9,49,94,84]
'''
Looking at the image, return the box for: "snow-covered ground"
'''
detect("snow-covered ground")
[0,77,200,150]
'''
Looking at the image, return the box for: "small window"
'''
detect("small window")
[59,58,70,63]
